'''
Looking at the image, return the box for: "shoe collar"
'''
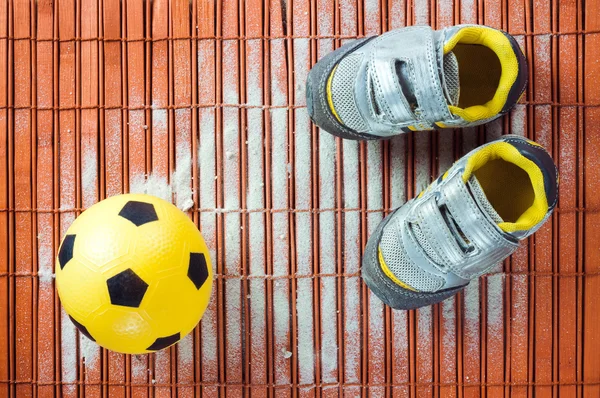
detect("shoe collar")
[461,139,552,236]
[443,25,522,123]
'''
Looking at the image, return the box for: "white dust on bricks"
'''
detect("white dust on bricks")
[129,145,194,212]
[37,221,55,284]
[342,139,362,382]
[271,38,293,383]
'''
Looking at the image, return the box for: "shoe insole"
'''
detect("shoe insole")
[453,44,502,108]
[473,159,534,223]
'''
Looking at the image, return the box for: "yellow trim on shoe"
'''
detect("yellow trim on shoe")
[377,247,418,292]
[527,140,544,148]
[444,26,520,123]
[462,141,549,233]
[326,64,343,123]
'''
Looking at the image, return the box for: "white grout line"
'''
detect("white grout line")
[246,36,268,384]
[414,0,430,25]
[60,134,77,393]
[79,143,101,368]
[293,33,315,384]
[174,54,195,387]
[460,0,478,24]
[198,37,219,384]
[222,37,243,383]
[61,309,78,395]
[342,138,361,385]
[270,36,292,386]
[317,13,339,380]
[366,139,385,396]
[176,333,194,389]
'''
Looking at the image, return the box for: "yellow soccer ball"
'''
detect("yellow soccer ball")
[55,194,213,354]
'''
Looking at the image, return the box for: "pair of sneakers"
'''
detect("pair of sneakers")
[306,24,559,309]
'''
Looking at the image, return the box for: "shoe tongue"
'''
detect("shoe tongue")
[466,175,504,224]
[442,52,460,106]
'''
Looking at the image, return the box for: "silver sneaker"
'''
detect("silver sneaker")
[361,135,558,309]
[306,24,527,140]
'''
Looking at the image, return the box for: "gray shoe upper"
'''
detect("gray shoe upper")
[307,24,528,140]
[378,166,520,292]
[338,25,454,135]
[362,136,558,308]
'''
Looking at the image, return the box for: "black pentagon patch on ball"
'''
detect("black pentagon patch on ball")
[118,201,158,226]
[107,268,149,307]
[187,253,209,290]
[58,234,76,270]
[69,315,96,342]
[147,332,180,351]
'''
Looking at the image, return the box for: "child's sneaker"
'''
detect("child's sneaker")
[361,136,558,310]
[306,25,527,140]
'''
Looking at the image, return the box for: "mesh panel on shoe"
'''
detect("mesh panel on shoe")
[443,52,460,106]
[468,176,504,224]
[411,223,444,264]
[379,221,444,292]
[330,53,368,132]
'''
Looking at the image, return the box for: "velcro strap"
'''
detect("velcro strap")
[369,57,416,124]
[369,26,452,126]
[439,175,518,279]
[413,196,465,266]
